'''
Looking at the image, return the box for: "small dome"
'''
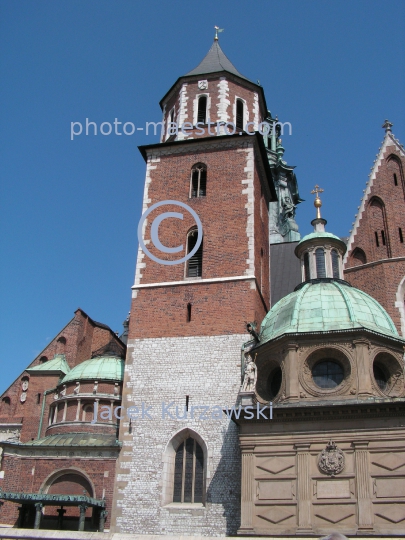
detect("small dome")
[298,231,343,245]
[60,356,124,385]
[260,280,400,344]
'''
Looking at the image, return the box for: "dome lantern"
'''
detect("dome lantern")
[295,186,347,282]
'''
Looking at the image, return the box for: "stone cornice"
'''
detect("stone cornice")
[344,256,405,273]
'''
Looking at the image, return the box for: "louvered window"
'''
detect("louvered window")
[186,229,203,278]
[197,96,207,124]
[173,437,204,503]
[190,164,207,197]
[304,252,310,281]
[236,99,244,130]
[315,248,326,278]
[331,249,339,279]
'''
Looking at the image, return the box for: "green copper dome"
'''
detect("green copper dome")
[60,356,124,384]
[260,280,400,343]
[298,231,343,244]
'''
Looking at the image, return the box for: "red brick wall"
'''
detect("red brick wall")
[130,140,270,340]
[0,453,117,528]
[161,75,266,142]
[344,143,405,333]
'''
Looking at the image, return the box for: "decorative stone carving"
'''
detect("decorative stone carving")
[21,380,29,391]
[318,440,345,476]
[93,381,98,394]
[60,384,66,397]
[198,80,208,90]
[242,354,257,392]
[20,392,27,403]
[73,382,80,395]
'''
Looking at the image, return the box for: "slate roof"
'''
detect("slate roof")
[185,40,251,81]
[270,242,302,306]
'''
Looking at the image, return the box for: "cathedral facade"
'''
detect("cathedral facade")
[0,38,404,538]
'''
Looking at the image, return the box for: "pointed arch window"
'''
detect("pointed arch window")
[236,99,244,131]
[197,96,207,124]
[304,252,310,281]
[190,164,207,198]
[186,228,203,278]
[315,248,326,278]
[173,437,204,503]
[331,249,340,279]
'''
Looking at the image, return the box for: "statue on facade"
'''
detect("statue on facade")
[242,354,257,392]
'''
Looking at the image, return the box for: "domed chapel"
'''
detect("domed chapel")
[0,35,405,538]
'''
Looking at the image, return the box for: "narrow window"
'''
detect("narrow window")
[37,393,41,405]
[185,396,189,411]
[394,173,398,186]
[170,108,175,124]
[236,99,244,131]
[400,228,404,243]
[375,231,379,247]
[186,230,203,278]
[315,248,326,278]
[381,230,386,245]
[190,164,207,197]
[304,252,310,281]
[197,96,207,124]
[331,249,340,279]
[187,303,192,322]
[173,437,204,503]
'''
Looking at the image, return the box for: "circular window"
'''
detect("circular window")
[373,363,388,392]
[312,360,344,389]
[267,367,282,399]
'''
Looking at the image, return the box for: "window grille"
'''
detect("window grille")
[197,96,207,124]
[173,437,204,503]
[331,249,340,279]
[315,248,326,278]
[190,164,207,197]
[186,230,203,277]
[304,252,310,281]
[236,99,244,130]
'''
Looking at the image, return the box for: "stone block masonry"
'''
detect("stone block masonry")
[112,333,246,536]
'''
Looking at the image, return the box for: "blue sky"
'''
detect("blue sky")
[1,0,404,389]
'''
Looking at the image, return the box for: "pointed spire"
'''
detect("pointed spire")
[185,40,250,81]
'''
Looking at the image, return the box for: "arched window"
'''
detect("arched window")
[190,164,207,197]
[173,437,204,503]
[57,336,67,354]
[303,252,310,281]
[369,196,391,257]
[197,96,207,124]
[186,229,203,278]
[351,247,367,266]
[315,248,326,278]
[39,355,48,363]
[331,249,340,279]
[82,404,94,422]
[236,99,244,131]
[1,397,11,415]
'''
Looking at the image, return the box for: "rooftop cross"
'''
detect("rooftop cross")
[311,185,324,219]
[382,119,393,133]
[214,26,224,41]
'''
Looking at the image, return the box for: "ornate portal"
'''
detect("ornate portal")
[318,440,345,476]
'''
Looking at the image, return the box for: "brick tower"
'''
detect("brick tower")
[111,38,277,536]
[344,121,405,336]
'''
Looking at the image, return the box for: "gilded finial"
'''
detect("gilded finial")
[214,26,224,41]
[311,185,324,219]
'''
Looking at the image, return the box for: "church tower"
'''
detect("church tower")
[111,37,277,536]
[344,121,405,337]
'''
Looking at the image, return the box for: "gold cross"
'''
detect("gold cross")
[311,185,324,197]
